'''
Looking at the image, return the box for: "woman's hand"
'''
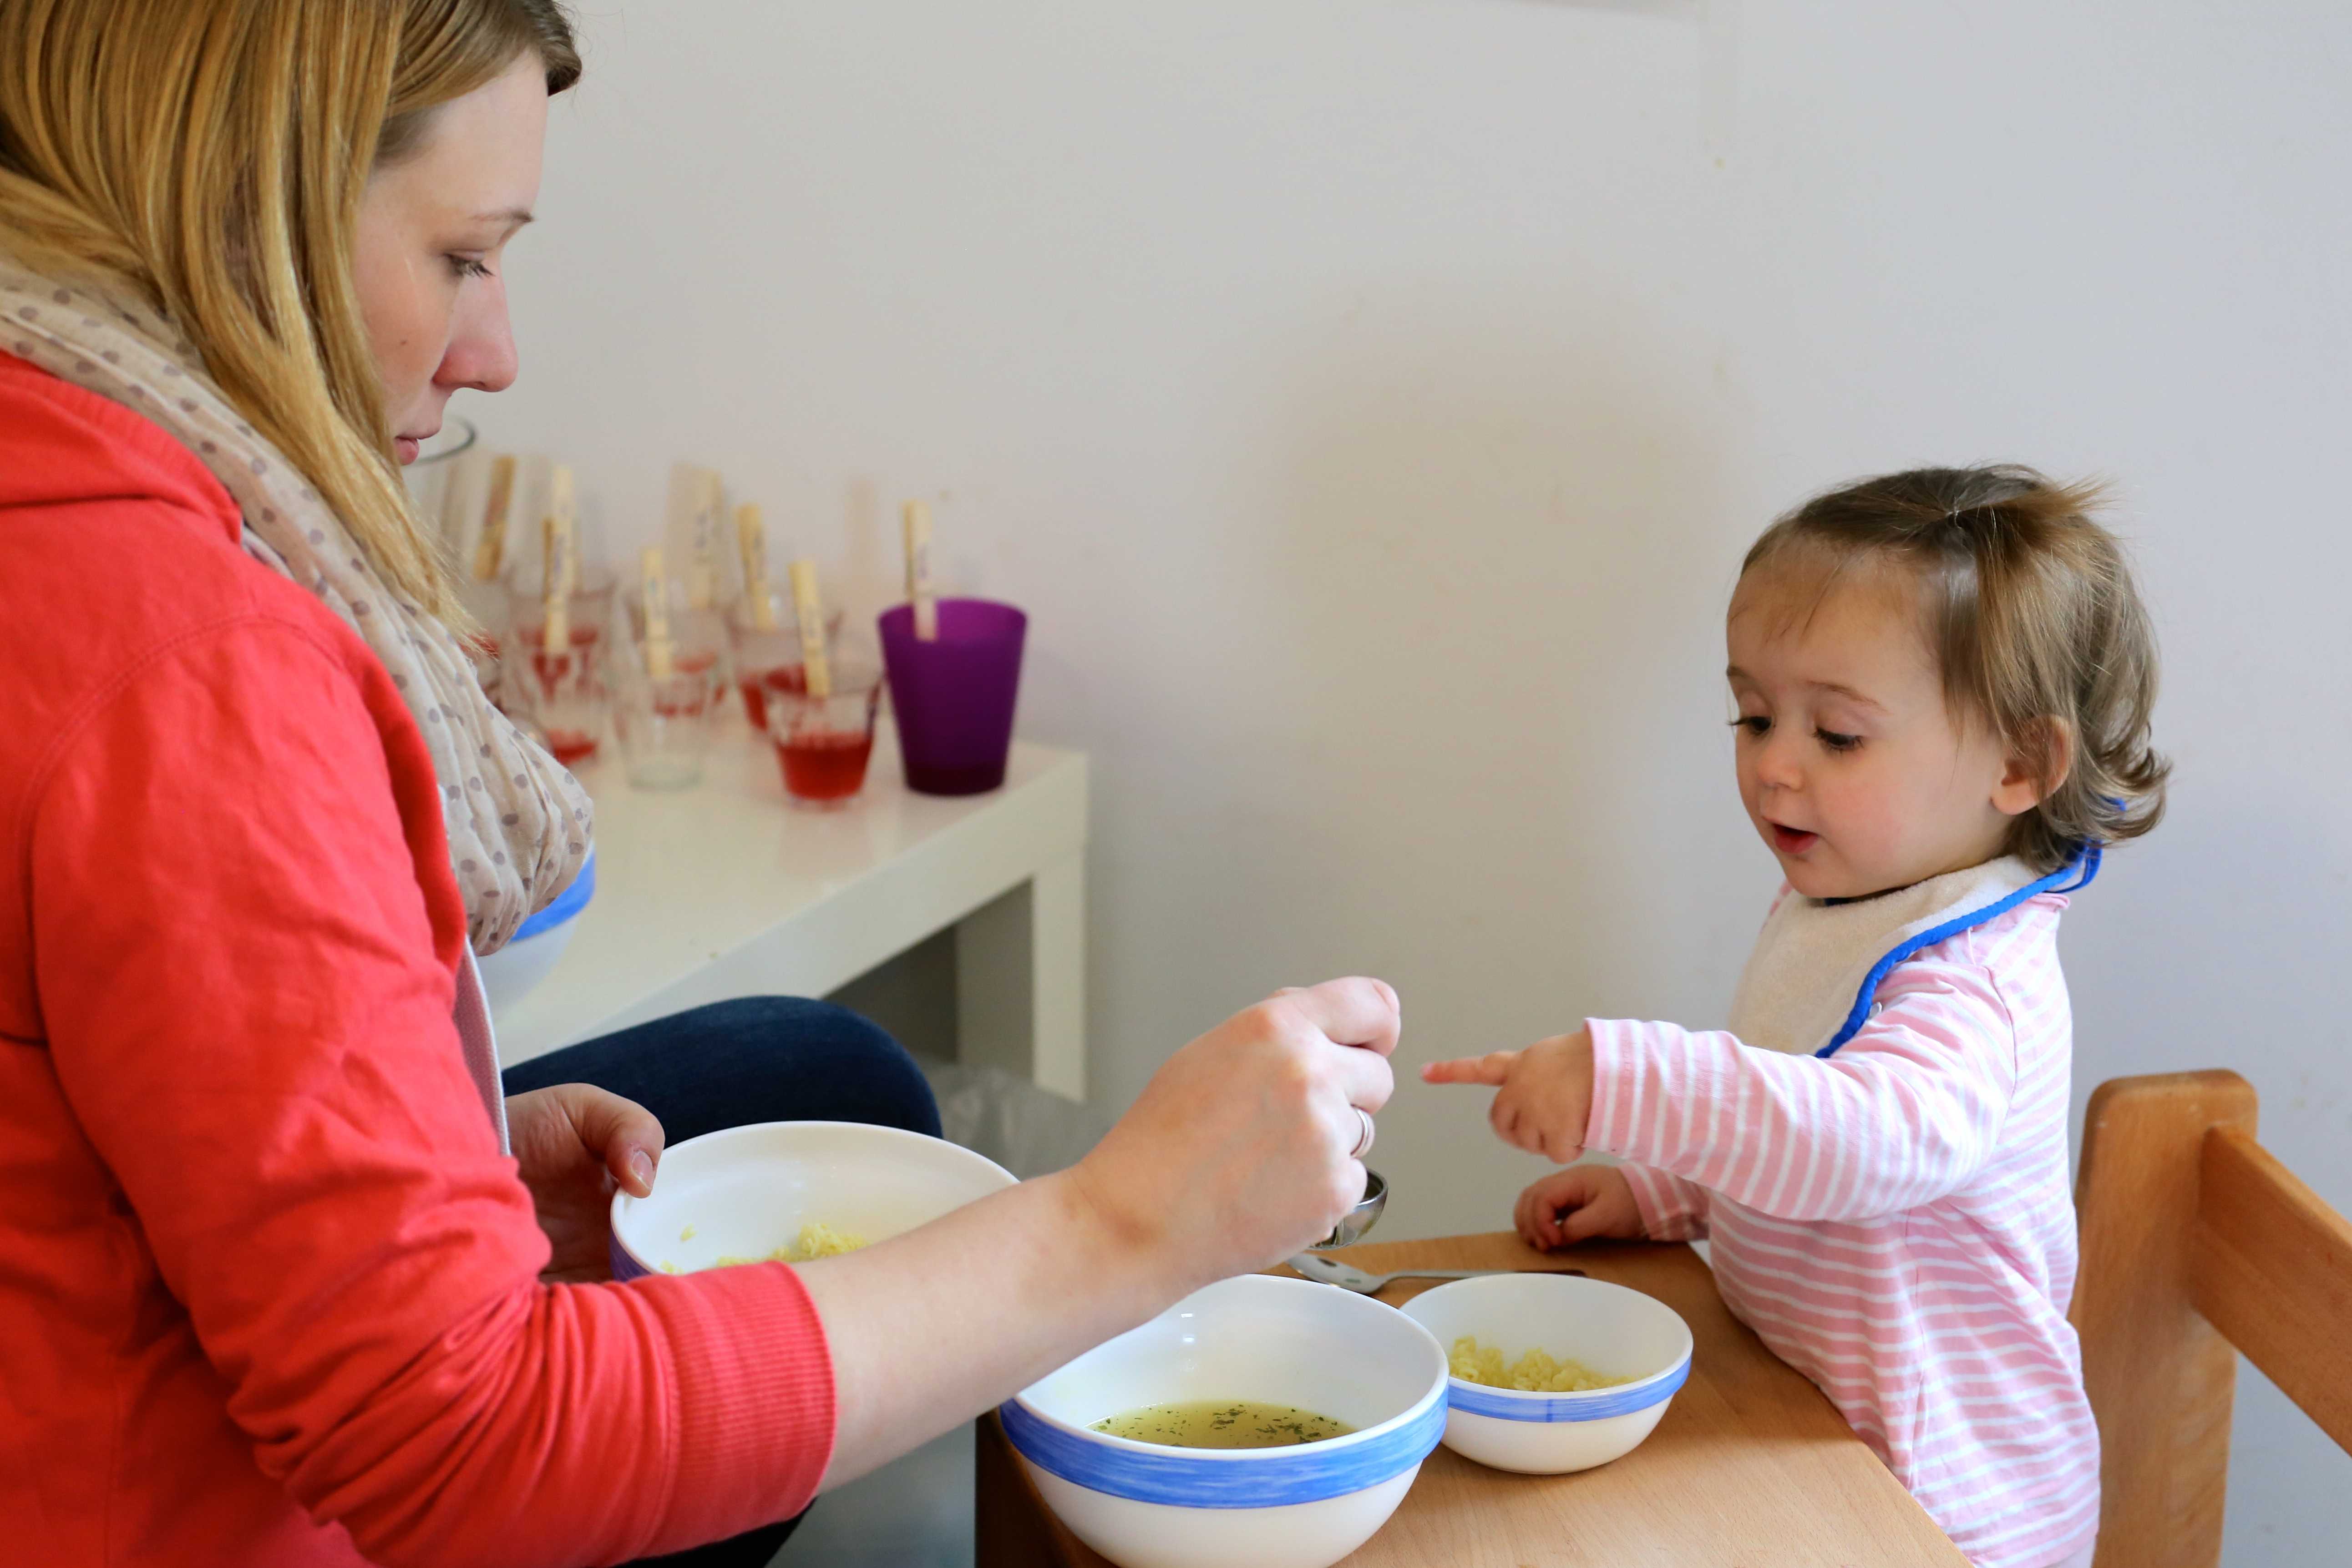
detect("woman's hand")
[1422,1027,1596,1163]
[1066,977,1401,1294]
[1514,1164,1644,1251]
[505,1084,665,1283]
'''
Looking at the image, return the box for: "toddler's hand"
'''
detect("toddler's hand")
[1421,1028,1596,1163]
[1513,1165,1643,1252]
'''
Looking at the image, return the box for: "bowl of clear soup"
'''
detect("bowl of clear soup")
[1000,1273,1450,1568]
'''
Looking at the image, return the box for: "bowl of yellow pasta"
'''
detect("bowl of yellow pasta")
[1399,1273,1692,1474]
[607,1120,1016,1281]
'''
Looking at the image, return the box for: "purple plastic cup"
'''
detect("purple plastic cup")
[877,598,1028,795]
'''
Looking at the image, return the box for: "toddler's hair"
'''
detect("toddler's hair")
[1741,465,2168,872]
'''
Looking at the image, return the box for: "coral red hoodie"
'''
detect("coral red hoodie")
[0,350,832,1566]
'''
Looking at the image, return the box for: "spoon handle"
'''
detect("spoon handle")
[1395,1267,1588,1283]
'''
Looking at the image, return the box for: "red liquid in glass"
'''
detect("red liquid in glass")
[776,729,873,801]
[544,729,599,766]
[740,664,810,733]
[525,624,599,654]
[527,627,603,766]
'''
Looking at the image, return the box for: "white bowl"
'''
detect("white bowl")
[608,1120,1017,1280]
[1399,1273,1692,1474]
[1003,1274,1448,1568]
[479,850,595,1015]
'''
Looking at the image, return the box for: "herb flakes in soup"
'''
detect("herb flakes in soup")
[1089,1400,1354,1450]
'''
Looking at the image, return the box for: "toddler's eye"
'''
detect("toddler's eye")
[1815,728,1862,753]
[447,255,493,281]
[1729,716,1770,738]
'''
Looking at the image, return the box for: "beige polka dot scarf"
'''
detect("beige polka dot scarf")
[1,254,592,953]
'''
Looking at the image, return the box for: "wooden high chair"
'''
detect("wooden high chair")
[2072,1071,2352,1567]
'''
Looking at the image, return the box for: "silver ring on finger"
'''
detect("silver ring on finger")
[1349,1106,1376,1160]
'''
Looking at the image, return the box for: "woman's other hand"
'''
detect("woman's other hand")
[1067,976,1400,1296]
[1513,1164,1643,1251]
[505,1084,665,1282]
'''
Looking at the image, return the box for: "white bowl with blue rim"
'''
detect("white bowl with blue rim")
[477,850,594,1014]
[1001,1273,1448,1568]
[606,1120,1016,1281]
[1399,1272,1692,1474]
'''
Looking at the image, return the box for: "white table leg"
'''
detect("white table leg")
[954,849,1086,1101]
[1027,849,1086,1101]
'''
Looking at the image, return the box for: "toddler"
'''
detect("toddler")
[1426,466,2167,1568]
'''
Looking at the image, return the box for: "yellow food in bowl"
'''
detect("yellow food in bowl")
[659,1221,868,1274]
[1447,1335,1633,1393]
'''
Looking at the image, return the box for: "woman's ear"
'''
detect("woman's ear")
[1993,716,2075,818]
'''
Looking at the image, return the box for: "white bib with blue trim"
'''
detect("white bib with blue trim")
[1726,856,2046,1057]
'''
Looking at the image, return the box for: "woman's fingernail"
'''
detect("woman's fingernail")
[629,1150,655,1191]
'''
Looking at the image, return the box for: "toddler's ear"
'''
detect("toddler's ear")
[1994,715,2074,817]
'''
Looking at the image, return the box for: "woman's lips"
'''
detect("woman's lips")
[394,435,421,465]
[1770,823,1820,855]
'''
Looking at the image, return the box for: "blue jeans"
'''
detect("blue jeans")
[502,997,939,1568]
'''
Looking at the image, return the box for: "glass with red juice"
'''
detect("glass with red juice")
[727,588,840,729]
[628,580,729,706]
[767,658,882,808]
[508,571,616,768]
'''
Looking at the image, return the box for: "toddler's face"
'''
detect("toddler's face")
[1726,565,2030,900]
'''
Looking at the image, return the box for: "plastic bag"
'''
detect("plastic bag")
[918,1058,1112,1180]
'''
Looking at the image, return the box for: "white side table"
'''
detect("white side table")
[492,714,1089,1101]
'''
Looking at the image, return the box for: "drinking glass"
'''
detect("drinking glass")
[766,658,882,808]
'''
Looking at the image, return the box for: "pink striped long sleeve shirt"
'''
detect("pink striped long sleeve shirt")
[1589,893,2098,1568]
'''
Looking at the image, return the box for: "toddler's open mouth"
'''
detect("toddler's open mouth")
[1769,822,1820,855]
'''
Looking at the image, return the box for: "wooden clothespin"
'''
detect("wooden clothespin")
[903,499,938,642]
[787,558,831,700]
[541,465,577,654]
[687,469,721,610]
[735,503,778,631]
[639,545,675,678]
[473,454,516,582]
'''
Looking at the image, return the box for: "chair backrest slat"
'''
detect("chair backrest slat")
[2191,1124,2352,1450]
[2072,1070,2256,1568]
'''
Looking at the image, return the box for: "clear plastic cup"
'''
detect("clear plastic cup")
[727,590,842,732]
[613,668,713,790]
[767,658,882,808]
[456,575,512,709]
[508,569,617,767]
[628,578,729,706]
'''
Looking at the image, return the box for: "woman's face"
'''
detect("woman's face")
[353,56,548,465]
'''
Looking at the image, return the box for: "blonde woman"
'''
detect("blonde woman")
[0,5,1399,1565]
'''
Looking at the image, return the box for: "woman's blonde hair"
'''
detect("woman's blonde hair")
[0,0,578,620]
[1740,465,2170,873]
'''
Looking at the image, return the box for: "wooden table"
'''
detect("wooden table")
[488,714,1090,1098]
[978,1233,1968,1566]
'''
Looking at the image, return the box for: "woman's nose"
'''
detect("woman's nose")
[437,277,519,395]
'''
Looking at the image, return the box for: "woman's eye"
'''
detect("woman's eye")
[447,255,493,281]
[1729,716,1770,738]
[1815,728,1862,753]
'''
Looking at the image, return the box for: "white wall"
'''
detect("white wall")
[479,3,2352,1558]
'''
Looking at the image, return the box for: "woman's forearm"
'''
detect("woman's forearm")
[795,1168,1183,1491]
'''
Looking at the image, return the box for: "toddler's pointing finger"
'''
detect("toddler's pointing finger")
[1421,1051,1519,1087]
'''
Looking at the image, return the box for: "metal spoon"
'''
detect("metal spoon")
[1287,1253,1588,1295]
[1304,1169,1388,1251]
